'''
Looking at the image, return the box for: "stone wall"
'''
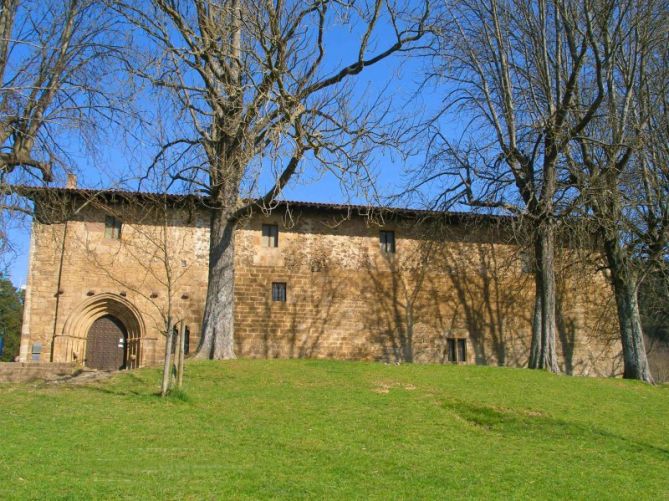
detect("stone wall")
[20,197,621,376]
[20,200,209,367]
[233,208,621,376]
[0,362,76,383]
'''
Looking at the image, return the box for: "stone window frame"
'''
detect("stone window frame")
[262,224,279,247]
[447,337,467,363]
[379,230,396,254]
[104,215,122,240]
[272,282,287,302]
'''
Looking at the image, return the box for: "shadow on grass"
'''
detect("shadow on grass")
[443,399,669,459]
[77,371,158,398]
[78,373,196,405]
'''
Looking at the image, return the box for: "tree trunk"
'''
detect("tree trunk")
[160,318,173,396]
[529,285,542,368]
[604,238,653,383]
[529,224,559,373]
[196,208,237,359]
[539,224,559,373]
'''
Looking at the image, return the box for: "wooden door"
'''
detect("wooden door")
[85,315,127,370]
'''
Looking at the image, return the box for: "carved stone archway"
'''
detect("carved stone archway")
[54,294,145,368]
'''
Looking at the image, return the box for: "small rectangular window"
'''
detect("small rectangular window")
[457,338,467,362]
[262,224,279,247]
[447,338,456,362]
[272,282,287,302]
[447,338,467,363]
[184,326,190,354]
[105,215,122,239]
[31,343,42,362]
[380,230,395,253]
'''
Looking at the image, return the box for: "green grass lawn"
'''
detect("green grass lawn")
[1,360,668,499]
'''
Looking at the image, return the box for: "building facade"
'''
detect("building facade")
[19,188,622,376]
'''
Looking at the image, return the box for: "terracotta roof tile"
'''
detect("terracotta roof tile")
[12,185,513,223]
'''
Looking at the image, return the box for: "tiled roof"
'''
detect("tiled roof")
[13,185,513,224]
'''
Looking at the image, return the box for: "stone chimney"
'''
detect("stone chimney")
[66,173,77,189]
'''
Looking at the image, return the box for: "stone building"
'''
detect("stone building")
[18,187,622,375]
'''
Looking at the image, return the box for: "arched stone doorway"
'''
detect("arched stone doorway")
[54,294,145,369]
[85,315,128,370]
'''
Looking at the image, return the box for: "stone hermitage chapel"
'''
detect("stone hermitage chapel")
[18,186,622,375]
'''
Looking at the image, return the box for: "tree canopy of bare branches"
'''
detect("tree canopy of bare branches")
[413,0,668,377]
[1,0,127,262]
[0,0,127,182]
[116,0,431,359]
[417,0,625,373]
[413,0,667,382]
[563,0,669,382]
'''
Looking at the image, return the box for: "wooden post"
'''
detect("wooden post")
[177,321,186,389]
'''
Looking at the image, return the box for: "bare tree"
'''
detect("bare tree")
[1,0,127,268]
[564,0,669,382]
[115,0,431,359]
[0,0,124,185]
[416,0,625,372]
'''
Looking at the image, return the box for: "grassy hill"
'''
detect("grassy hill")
[1,360,668,499]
